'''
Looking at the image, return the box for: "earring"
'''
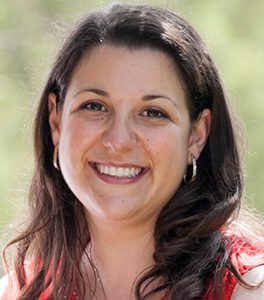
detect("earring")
[183,154,197,184]
[53,145,60,170]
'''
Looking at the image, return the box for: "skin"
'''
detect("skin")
[231,266,264,300]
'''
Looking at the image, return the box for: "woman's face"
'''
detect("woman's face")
[49,45,210,224]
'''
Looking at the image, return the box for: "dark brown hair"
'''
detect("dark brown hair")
[3,3,259,300]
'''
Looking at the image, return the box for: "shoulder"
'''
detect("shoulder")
[230,265,264,299]
[0,273,18,300]
[0,260,36,300]
[0,274,9,299]
[226,235,264,272]
[226,235,264,299]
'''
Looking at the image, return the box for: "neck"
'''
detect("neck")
[81,215,159,299]
[89,215,156,277]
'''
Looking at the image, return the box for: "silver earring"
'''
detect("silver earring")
[183,155,197,184]
[53,145,60,170]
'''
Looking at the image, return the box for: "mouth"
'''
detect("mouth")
[89,162,147,184]
[93,162,144,178]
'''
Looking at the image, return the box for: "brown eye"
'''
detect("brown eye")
[84,101,107,112]
[142,108,168,119]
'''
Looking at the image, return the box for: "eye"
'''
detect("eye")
[83,101,108,112]
[142,108,168,119]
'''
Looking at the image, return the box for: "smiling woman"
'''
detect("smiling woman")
[1,3,264,300]
[48,46,201,223]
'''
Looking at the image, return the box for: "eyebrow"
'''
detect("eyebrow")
[73,88,109,98]
[74,88,178,109]
[142,94,178,109]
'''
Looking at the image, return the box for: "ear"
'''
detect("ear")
[188,109,211,163]
[48,93,61,146]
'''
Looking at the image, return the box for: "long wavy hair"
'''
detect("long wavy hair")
[3,3,259,300]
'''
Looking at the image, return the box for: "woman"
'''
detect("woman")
[1,3,263,300]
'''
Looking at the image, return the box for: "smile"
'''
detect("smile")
[89,161,148,185]
[95,163,143,178]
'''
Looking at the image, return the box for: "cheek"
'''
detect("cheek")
[60,118,101,149]
[143,127,189,164]
[58,119,101,172]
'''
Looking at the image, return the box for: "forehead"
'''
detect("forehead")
[66,44,186,104]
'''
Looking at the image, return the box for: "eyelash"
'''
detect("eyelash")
[141,108,168,119]
[82,101,108,112]
[82,101,169,119]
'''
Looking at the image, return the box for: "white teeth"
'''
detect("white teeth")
[95,164,142,178]
[109,166,115,175]
[124,168,130,177]
[117,168,124,177]
[130,167,135,177]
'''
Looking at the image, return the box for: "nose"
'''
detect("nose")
[101,116,137,153]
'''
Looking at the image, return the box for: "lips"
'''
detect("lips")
[89,162,147,184]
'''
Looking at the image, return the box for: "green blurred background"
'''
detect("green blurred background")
[0,0,263,265]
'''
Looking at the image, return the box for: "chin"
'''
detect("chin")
[83,196,149,223]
